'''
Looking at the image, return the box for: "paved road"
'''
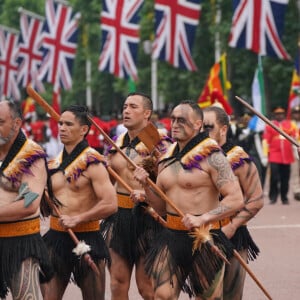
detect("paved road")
[7,163,300,299]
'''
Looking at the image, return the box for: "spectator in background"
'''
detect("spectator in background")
[42,114,63,159]
[247,115,268,188]
[86,115,110,154]
[31,114,48,146]
[22,114,33,139]
[114,114,127,137]
[263,107,298,204]
[151,112,168,135]
[291,105,300,136]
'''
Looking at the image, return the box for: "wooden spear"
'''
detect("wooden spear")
[134,119,273,300]
[235,95,299,147]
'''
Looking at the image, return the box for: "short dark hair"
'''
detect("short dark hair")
[127,92,153,111]
[62,104,91,128]
[204,106,230,126]
[178,100,203,120]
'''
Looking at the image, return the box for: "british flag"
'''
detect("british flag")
[229,0,290,60]
[99,0,144,80]
[38,0,80,92]
[0,27,20,100]
[18,10,45,92]
[152,0,202,71]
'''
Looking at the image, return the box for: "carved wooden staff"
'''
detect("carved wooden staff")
[235,95,299,147]
[26,85,167,228]
[135,121,273,300]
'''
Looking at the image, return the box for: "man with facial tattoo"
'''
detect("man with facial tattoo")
[0,100,53,299]
[133,100,244,299]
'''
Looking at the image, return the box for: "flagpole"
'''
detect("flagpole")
[0,25,19,35]
[83,24,92,109]
[18,7,45,21]
[55,0,70,6]
[151,57,158,111]
[143,40,158,111]
[214,0,221,62]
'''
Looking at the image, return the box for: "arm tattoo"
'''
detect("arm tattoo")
[244,193,264,205]
[207,152,236,189]
[208,203,231,216]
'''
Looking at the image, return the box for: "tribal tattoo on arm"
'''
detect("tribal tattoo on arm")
[207,203,231,216]
[207,152,236,190]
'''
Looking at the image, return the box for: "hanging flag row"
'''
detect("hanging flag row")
[0,0,292,101]
[0,0,80,101]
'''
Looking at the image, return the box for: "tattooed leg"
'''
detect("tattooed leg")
[195,263,225,300]
[223,249,247,300]
[10,258,41,300]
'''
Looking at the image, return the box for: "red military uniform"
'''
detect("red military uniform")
[31,120,47,144]
[263,107,298,204]
[263,119,297,164]
[86,116,109,153]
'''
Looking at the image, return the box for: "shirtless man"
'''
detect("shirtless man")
[103,92,170,300]
[203,106,264,300]
[0,100,52,299]
[133,100,244,299]
[41,105,117,300]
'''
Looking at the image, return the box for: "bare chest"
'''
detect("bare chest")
[110,149,147,188]
[158,161,210,190]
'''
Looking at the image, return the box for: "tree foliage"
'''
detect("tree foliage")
[0,0,299,117]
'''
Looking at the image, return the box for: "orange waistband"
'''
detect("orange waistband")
[166,214,231,231]
[118,193,134,209]
[0,217,40,237]
[50,216,100,233]
[166,214,189,230]
[210,217,231,229]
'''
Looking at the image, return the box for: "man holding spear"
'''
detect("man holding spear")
[0,100,53,299]
[41,104,117,300]
[133,100,244,299]
[103,92,171,300]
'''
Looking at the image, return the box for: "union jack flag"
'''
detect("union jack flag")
[38,0,80,92]
[18,11,45,92]
[99,0,144,80]
[153,0,202,71]
[229,0,290,60]
[0,27,20,100]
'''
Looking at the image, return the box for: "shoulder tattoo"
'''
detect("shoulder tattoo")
[207,152,236,189]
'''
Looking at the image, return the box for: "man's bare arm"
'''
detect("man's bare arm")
[0,159,47,221]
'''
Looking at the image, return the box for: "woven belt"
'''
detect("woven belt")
[117,193,134,209]
[0,217,40,237]
[209,217,231,229]
[50,216,100,232]
[166,213,231,231]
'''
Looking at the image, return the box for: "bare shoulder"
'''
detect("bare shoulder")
[87,160,107,174]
